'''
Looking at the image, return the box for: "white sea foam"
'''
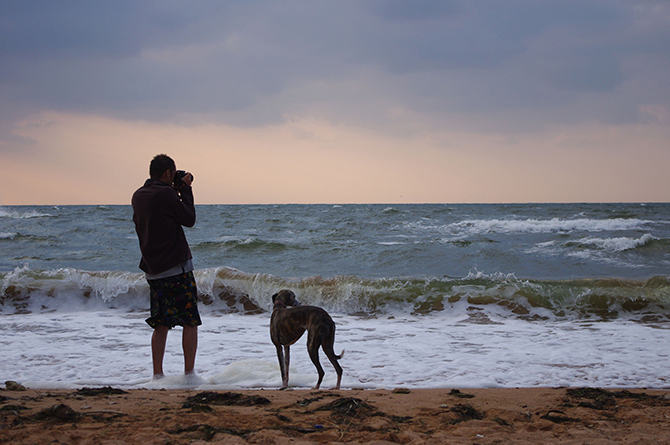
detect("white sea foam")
[463,269,519,282]
[524,234,658,270]
[0,265,149,314]
[0,232,17,239]
[0,206,51,219]
[4,310,670,391]
[459,217,649,234]
[576,234,656,252]
[406,217,652,240]
[58,268,146,302]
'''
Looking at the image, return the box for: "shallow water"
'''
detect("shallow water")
[3,310,669,390]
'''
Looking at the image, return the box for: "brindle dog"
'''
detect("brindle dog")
[270,289,344,390]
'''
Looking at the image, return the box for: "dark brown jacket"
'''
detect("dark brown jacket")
[131,179,196,275]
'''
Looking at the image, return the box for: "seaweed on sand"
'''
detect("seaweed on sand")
[0,405,28,412]
[33,404,81,423]
[314,397,377,417]
[566,387,670,410]
[76,387,128,397]
[183,391,271,407]
[170,424,252,440]
[449,389,475,399]
[450,403,485,423]
[540,410,580,423]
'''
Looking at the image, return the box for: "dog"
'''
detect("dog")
[270,289,344,390]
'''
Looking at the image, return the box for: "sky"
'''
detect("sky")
[1,0,669,205]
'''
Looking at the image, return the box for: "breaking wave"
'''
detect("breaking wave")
[2,265,669,323]
[571,234,659,252]
[0,206,53,219]
[406,217,656,241]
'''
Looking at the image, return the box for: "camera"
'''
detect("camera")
[173,170,193,188]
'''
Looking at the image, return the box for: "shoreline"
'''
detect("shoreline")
[2,386,670,444]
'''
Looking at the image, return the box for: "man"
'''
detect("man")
[132,154,200,378]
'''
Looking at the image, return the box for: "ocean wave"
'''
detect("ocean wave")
[407,217,653,239]
[2,266,669,322]
[0,265,148,314]
[530,234,668,260]
[0,207,52,219]
[460,217,651,234]
[192,237,293,253]
[571,234,658,252]
[0,232,18,240]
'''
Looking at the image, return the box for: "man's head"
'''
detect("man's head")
[149,154,176,181]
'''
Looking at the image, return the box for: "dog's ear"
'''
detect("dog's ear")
[272,292,278,304]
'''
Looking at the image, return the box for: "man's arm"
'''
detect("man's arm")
[171,184,196,228]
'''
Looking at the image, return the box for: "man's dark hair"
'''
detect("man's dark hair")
[149,154,176,180]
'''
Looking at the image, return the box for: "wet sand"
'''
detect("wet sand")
[2,385,670,444]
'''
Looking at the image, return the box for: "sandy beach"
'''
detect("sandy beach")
[2,384,670,444]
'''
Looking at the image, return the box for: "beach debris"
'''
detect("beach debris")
[493,417,512,427]
[392,387,411,394]
[317,398,377,440]
[183,391,270,407]
[78,409,133,422]
[4,381,27,391]
[184,403,214,413]
[570,388,638,408]
[296,395,327,406]
[449,403,485,423]
[390,414,413,423]
[76,386,129,397]
[449,389,475,398]
[0,404,29,413]
[541,410,579,423]
[566,387,670,409]
[170,424,251,441]
[566,387,616,410]
[33,404,81,423]
[314,397,376,417]
[276,413,291,422]
[611,389,670,406]
[283,425,325,434]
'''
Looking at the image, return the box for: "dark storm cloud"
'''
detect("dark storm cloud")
[1,0,669,135]
[360,0,624,73]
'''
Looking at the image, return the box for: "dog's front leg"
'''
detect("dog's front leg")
[276,345,288,390]
[282,345,291,389]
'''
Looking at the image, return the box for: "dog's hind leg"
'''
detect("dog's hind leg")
[322,341,344,390]
[307,336,325,389]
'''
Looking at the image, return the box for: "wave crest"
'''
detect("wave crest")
[0,207,52,219]
[2,266,670,321]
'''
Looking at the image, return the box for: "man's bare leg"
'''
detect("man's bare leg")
[152,325,170,378]
[183,325,198,375]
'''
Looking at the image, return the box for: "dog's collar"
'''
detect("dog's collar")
[273,301,287,309]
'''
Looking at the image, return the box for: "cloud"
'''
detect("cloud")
[0,0,669,138]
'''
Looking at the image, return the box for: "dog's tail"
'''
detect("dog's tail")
[335,349,345,360]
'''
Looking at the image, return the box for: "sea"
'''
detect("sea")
[1,203,670,390]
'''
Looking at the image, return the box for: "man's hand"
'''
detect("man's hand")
[181,172,193,187]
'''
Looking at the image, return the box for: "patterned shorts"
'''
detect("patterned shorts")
[146,271,202,329]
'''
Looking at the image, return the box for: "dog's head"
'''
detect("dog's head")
[272,289,300,308]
